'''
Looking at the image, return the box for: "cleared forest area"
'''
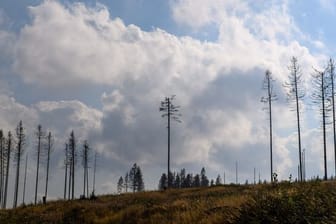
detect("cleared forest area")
[1,180,336,223]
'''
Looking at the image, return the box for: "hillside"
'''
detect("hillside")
[1,180,336,223]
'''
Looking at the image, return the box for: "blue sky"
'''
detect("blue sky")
[0,0,336,207]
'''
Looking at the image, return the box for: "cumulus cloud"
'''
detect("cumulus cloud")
[0,94,37,131]
[15,1,217,91]
[0,93,102,168]
[171,0,249,29]
[0,0,332,203]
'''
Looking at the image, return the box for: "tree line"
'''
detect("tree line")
[158,167,210,190]
[117,163,144,193]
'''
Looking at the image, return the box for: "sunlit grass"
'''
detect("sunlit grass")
[2,181,336,223]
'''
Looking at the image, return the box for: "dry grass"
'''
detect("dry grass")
[2,181,336,223]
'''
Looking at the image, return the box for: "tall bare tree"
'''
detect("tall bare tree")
[22,154,28,205]
[44,132,53,201]
[284,57,305,181]
[68,131,76,200]
[68,144,72,200]
[2,131,12,208]
[327,58,336,175]
[0,130,4,206]
[64,143,68,200]
[34,125,44,204]
[82,141,90,198]
[261,70,277,182]
[311,68,331,180]
[92,152,97,196]
[159,95,181,188]
[13,120,25,208]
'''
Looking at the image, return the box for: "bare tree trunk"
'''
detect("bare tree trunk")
[86,166,89,198]
[82,142,89,198]
[267,72,274,182]
[45,132,52,200]
[92,152,97,195]
[3,132,11,209]
[71,133,75,200]
[71,148,75,200]
[83,160,86,197]
[312,69,329,180]
[167,98,170,188]
[294,72,303,182]
[262,70,277,182]
[322,72,328,180]
[0,132,4,206]
[35,125,42,205]
[329,59,336,176]
[14,121,24,208]
[22,154,28,205]
[285,57,304,182]
[68,160,72,200]
[13,147,21,208]
[64,144,68,200]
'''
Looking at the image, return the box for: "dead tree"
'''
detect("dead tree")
[284,57,305,181]
[68,131,76,200]
[82,141,90,198]
[261,70,277,182]
[159,95,181,188]
[13,121,25,208]
[92,152,97,196]
[68,145,72,200]
[44,132,53,201]
[22,154,28,205]
[327,58,336,175]
[311,68,331,180]
[64,143,68,200]
[0,130,4,206]
[2,131,12,208]
[34,125,44,205]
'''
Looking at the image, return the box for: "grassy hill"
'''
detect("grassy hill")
[1,180,336,223]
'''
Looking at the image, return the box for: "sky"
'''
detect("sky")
[0,0,336,207]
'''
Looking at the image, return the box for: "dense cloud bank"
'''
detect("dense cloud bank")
[0,0,332,206]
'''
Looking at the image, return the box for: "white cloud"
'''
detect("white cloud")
[312,40,325,49]
[35,100,103,138]
[0,95,38,131]
[14,2,206,90]
[170,0,249,29]
[320,0,336,13]
[0,93,102,151]
[171,0,297,40]
[0,0,332,200]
